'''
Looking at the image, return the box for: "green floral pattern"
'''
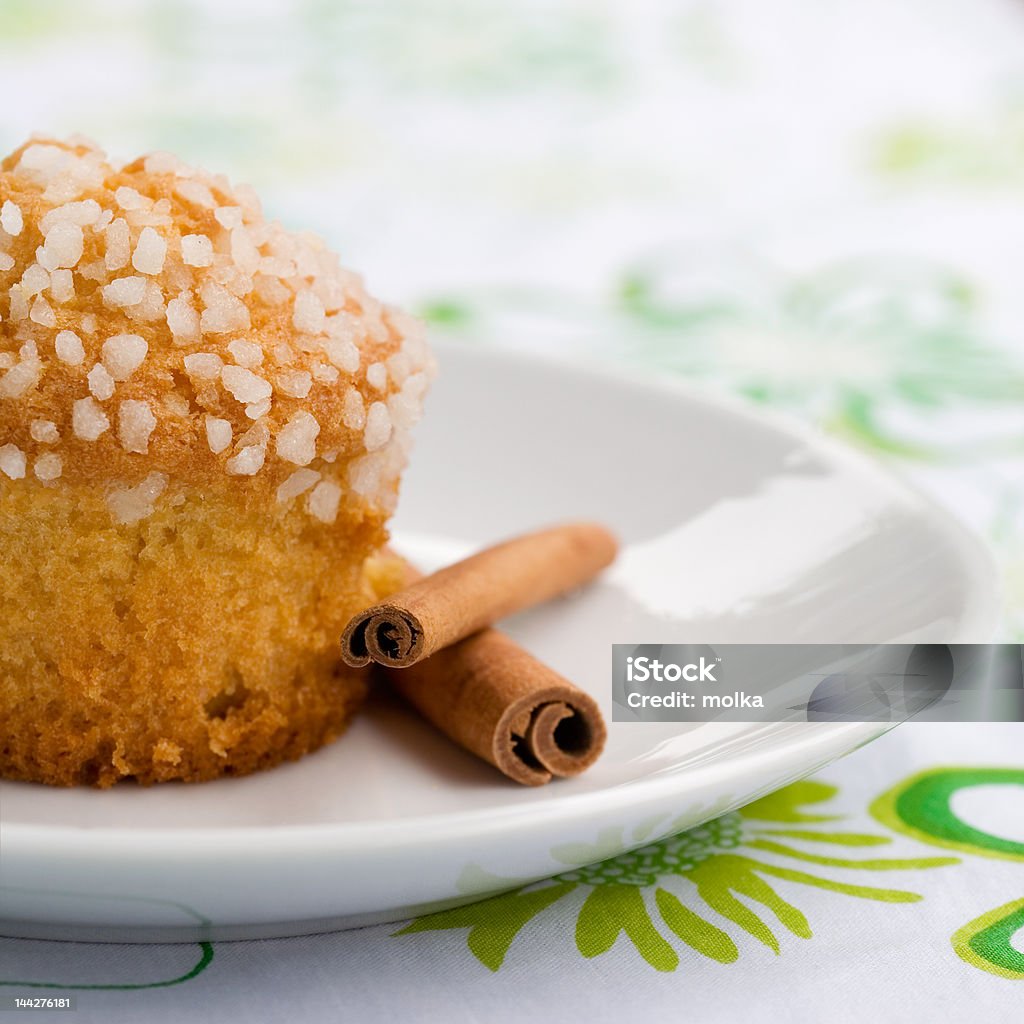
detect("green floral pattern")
[0,891,215,990]
[875,103,1024,188]
[396,781,956,972]
[421,256,1024,461]
[953,899,1024,980]
[0,939,213,991]
[872,766,1024,980]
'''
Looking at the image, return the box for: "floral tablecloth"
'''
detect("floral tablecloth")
[1,1,1023,1020]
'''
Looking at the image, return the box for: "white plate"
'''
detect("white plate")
[0,344,998,942]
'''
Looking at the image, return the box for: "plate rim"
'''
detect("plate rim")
[7,721,891,857]
[0,343,1001,854]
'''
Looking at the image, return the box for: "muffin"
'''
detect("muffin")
[0,136,433,787]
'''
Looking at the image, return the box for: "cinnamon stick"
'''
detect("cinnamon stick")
[384,626,607,786]
[340,522,618,669]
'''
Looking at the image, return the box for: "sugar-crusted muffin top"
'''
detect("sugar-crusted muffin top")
[0,136,434,524]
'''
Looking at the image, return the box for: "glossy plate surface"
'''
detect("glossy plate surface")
[0,344,998,941]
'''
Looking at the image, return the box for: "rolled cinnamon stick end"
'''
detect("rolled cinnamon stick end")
[340,522,617,669]
[384,629,606,786]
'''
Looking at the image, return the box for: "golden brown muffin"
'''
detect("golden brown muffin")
[0,136,433,786]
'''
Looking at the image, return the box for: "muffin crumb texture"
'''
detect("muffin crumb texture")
[0,136,433,786]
